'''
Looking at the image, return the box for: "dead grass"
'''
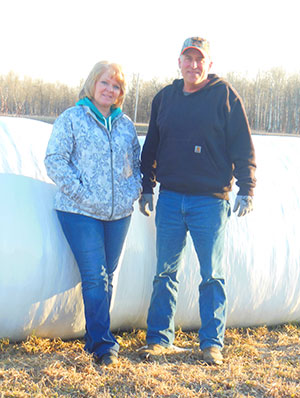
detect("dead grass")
[0,324,300,397]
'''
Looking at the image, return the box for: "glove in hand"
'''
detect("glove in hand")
[233,195,253,217]
[139,194,154,216]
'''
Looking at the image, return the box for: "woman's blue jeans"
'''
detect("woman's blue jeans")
[57,211,131,358]
[146,190,231,350]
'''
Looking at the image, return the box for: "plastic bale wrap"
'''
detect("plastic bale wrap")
[1,117,300,341]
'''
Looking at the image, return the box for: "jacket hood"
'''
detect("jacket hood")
[76,97,122,131]
[172,74,226,94]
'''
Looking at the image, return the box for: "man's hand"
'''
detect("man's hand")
[233,195,253,217]
[139,194,154,216]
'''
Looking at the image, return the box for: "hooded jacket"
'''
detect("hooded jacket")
[141,75,256,200]
[45,104,141,220]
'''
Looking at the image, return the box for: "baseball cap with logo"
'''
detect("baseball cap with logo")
[180,37,210,59]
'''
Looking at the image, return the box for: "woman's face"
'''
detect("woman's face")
[93,70,121,114]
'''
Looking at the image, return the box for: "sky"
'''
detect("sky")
[1,0,299,87]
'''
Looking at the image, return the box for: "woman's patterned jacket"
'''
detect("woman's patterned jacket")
[45,105,141,221]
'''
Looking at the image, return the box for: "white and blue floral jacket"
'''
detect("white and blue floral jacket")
[45,105,141,220]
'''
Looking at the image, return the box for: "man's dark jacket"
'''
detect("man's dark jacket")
[141,74,256,200]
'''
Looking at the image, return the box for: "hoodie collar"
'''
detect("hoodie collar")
[174,74,223,94]
[76,97,122,131]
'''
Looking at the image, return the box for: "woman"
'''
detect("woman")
[45,61,141,366]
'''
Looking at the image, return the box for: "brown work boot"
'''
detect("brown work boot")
[202,346,223,365]
[94,353,118,366]
[138,344,170,361]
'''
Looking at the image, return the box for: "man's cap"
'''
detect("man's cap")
[180,37,210,58]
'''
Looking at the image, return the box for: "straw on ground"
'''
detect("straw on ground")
[0,324,300,397]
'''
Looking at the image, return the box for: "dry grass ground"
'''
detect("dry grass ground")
[0,324,300,397]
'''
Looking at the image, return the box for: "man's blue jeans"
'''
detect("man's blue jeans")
[146,190,231,350]
[57,211,131,358]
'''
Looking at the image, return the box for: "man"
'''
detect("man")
[138,37,256,365]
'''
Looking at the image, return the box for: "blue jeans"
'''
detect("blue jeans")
[146,190,231,350]
[57,211,131,358]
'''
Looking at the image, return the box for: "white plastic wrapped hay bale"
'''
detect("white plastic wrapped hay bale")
[1,117,300,341]
[0,117,84,341]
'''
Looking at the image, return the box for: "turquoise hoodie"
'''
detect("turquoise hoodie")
[76,97,122,132]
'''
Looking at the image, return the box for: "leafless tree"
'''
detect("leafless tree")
[0,70,299,134]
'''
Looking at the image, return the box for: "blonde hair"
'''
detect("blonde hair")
[79,61,126,108]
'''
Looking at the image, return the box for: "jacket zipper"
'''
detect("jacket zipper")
[87,109,122,219]
[108,135,114,220]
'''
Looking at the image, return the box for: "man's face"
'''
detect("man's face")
[178,48,212,91]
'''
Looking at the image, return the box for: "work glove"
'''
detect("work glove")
[139,193,153,216]
[233,195,253,217]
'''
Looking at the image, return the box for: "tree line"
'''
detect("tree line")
[226,69,300,135]
[0,69,299,134]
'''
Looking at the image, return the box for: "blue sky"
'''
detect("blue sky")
[1,0,299,86]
